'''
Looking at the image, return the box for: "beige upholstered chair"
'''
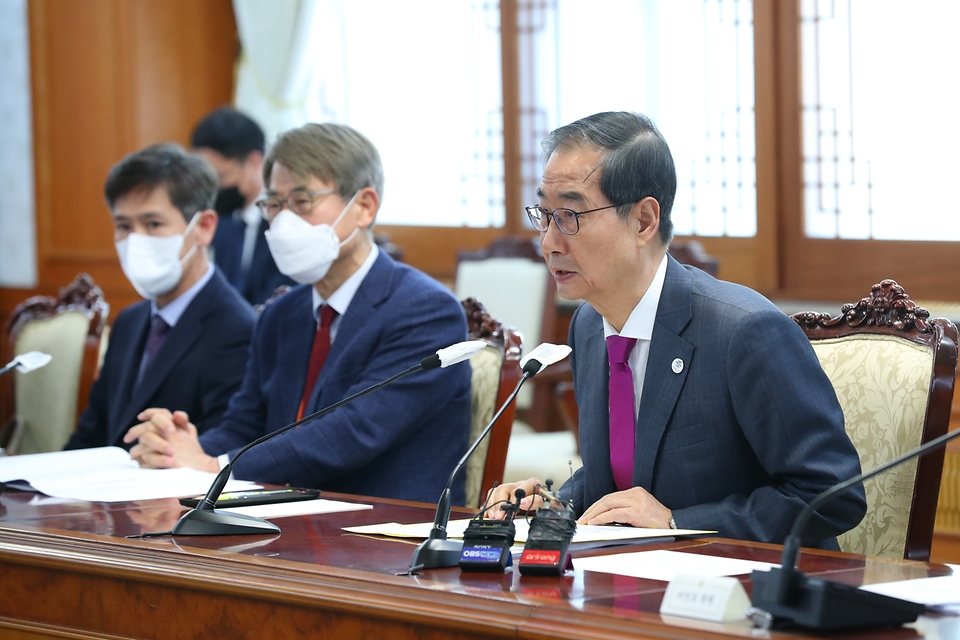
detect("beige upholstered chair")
[792,280,958,560]
[456,239,547,345]
[456,237,555,426]
[3,274,109,454]
[461,298,522,509]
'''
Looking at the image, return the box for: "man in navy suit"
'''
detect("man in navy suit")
[126,124,472,504]
[489,112,865,548]
[65,144,255,450]
[192,107,294,306]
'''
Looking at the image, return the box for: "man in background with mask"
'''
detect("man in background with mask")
[125,124,473,505]
[191,107,294,306]
[65,144,255,450]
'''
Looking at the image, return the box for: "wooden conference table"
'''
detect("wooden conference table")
[0,488,953,640]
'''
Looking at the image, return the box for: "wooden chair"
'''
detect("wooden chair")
[792,279,958,560]
[254,285,292,314]
[456,236,570,434]
[461,297,522,509]
[2,274,109,453]
[668,240,720,277]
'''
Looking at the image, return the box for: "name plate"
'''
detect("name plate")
[659,574,750,623]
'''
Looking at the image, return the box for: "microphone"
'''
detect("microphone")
[0,351,52,376]
[748,426,960,630]
[171,340,487,536]
[408,343,572,572]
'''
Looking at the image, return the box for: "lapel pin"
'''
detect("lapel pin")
[671,358,684,374]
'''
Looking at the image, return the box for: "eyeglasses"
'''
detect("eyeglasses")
[256,189,336,222]
[524,203,620,235]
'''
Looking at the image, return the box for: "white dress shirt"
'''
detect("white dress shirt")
[601,254,668,417]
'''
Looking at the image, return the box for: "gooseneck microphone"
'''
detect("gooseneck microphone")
[171,340,488,536]
[749,425,960,631]
[408,343,572,572]
[0,351,52,376]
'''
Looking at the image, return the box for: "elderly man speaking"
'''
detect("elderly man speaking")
[489,112,864,549]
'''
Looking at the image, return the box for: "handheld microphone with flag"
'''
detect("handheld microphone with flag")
[748,426,960,631]
[170,340,488,536]
[0,351,52,376]
[408,342,572,572]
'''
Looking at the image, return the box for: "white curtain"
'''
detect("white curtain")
[232,0,346,145]
[0,0,37,287]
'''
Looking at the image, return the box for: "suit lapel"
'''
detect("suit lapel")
[577,315,618,500]
[634,257,693,491]
[108,304,152,443]
[278,287,317,425]
[307,252,395,412]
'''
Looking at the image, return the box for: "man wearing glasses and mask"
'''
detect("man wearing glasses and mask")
[488,112,865,549]
[191,107,294,306]
[65,144,255,450]
[125,124,473,505]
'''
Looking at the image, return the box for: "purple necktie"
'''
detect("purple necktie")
[607,335,637,491]
[137,315,170,384]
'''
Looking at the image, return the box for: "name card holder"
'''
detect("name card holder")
[659,573,750,623]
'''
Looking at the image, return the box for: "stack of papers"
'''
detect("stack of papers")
[0,446,260,502]
[343,518,713,547]
[575,549,777,582]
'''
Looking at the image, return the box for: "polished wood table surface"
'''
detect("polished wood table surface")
[0,488,954,640]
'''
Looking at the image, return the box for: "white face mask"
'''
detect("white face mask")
[264,192,360,285]
[115,214,200,299]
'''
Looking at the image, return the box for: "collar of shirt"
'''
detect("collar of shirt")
[239,198,262,228]
[311,244,380,325]
[602,253,668,340]
[152,262,215,328]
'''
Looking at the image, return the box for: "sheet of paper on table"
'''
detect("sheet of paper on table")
[574,549,778,582]
[342,518,713,546]
[221,499,373,519]
[861,574,960,613]
[0,446,260,502]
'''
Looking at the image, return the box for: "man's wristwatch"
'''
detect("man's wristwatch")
[668,516,678,530]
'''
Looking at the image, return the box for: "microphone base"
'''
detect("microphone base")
[409,537,464,571]
[749,568,923,631]
[171,507,281,536]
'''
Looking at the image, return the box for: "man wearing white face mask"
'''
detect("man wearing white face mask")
[126,124,473,505]
[65,144,256,451]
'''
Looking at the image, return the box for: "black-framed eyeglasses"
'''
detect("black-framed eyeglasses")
[256,188,336,222]
[524,203,620,235]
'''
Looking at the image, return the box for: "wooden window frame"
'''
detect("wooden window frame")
[385,0,960,302]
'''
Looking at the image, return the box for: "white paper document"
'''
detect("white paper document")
[861,574,960,611]
[0,446,260,502]
[342,518,712,546]
[222,499,373,519]
[574,549,777,582]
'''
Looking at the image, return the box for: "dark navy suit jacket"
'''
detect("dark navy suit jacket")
[212,215,294,306]
[65,269,256,450]
[199,251,473,505]
[559,256,866,548]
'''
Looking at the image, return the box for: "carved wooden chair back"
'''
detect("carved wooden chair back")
[3,274,109,453]
[254,285,292,314]
[667,240,720,277]
[461,297,522,509]
[792,280,958,560]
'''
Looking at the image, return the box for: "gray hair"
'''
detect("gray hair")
[542,112,676,244]
[264,123,385,202]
